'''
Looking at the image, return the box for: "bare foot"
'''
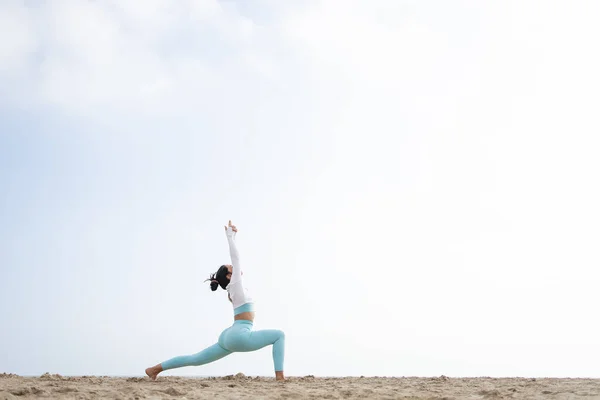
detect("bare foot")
[145,365,162,381]
[275,371,285,381]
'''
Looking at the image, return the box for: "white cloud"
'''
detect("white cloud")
[0,2,37,75]
[0,0,287,117]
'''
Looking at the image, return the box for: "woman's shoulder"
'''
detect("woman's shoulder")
[227,279,243,289]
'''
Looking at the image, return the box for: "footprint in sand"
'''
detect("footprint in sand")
[159,387,186,396]
[0,391,18,400]
[54,386,79,393]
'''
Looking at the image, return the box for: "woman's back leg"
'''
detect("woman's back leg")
[160,343,232,371]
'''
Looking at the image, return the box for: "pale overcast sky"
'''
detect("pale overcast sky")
[1,0,599,378]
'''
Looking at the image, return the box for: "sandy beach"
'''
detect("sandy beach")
[1,373,599,399]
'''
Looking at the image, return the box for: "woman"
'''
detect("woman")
[145,220,285,381]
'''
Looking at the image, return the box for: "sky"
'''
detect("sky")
[1,0,599,378]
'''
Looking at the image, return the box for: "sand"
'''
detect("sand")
[1,373,600,399]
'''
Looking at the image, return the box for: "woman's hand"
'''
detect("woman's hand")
[224,220,238,233]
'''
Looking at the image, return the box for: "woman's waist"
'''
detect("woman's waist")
[234,311,255,322]
[233,302,255,322]
[233,302,255,314]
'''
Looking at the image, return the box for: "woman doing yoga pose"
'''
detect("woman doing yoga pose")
[145,220,285,381]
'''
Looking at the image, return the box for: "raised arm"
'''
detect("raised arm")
[225,220,242,284]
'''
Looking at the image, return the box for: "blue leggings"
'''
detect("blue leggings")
[160,320,285,372]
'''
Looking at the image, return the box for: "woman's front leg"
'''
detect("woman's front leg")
[245,329,286,378]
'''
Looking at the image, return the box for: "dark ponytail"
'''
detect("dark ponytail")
[206,265,230,291]
[208,274,219,291]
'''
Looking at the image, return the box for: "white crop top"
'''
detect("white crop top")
[225,226,253,309]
